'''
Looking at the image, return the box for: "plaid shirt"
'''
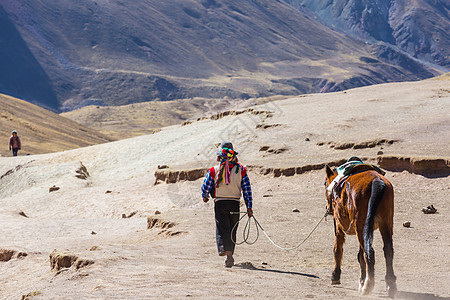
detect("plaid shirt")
[201,169,253,209]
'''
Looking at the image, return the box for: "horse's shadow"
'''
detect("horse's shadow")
[233,262,319,279]
[396,291,450,300]
[332,285,448,299]
[233,264,449,299]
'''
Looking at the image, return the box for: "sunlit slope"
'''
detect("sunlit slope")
[0,93,113,156]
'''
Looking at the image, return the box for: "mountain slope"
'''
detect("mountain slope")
[286,0,450,70]
[0,93,113,156]
[60,96,261,140]
[0,0,438,111]
[0,5,59,110]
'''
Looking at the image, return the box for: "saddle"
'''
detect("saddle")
[328,157,385,199]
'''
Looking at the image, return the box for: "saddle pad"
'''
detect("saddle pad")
[328,158,385,198]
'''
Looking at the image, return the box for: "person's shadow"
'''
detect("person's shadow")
[233,262,319,278]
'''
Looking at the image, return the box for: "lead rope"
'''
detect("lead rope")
[231,212,259,245]
[231,211,328,250]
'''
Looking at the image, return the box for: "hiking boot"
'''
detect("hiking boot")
[225,254,234,268]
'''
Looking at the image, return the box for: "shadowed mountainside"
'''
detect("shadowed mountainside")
[0,5,58,111]
[0,0,441,111]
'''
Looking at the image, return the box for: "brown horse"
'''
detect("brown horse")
[324,165,397,298]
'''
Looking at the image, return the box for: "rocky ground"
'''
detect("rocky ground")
[0,77,449,299]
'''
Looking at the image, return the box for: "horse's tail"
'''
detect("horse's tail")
[364,178,385,263]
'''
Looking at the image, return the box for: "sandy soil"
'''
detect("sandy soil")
[0,77,449,299]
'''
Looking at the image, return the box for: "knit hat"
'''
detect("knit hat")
[215,141,240,187]
[216,141,238,157]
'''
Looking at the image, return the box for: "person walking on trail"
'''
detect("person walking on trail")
[201,141,253,268]
[9,130,21,157]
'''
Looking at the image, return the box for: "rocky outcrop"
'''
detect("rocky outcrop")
[49,185,60,192]
[317,139,398,150]
[122,211,137,218]
[147,216,177,230]
[0,161,34,180]
[256,158,353,177]
[21,291,41,300]
[75,161,90,180]
[256,123,285,129]
[153,158,355,183]
[0,249,28,261]
[259,146,289,155]
[49,250,94,273]
[377,156,450,176]
[154,168,207,184]
[147,216,184,237]
[154,155,449,183]
[182,108,274,126]
[16,210,28,218]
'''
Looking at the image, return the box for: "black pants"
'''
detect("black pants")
[214,200,240,255]
[12,148,19,157]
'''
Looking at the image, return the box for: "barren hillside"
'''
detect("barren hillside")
[61,96,288,140]
[0,77,448,299]
[0,0,442,111]
[0,93,113,157]
[287,0,450,69]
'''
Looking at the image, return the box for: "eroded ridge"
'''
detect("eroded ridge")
[378,156,450,176]
[317,139,398,150]
[49,250,94,273]
[0,249,28,262]
[182,108,274,126]
[154,155,450,184]
[147,216,185,237]
[154,168,207,184]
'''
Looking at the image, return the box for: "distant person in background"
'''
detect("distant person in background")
[201,141,253,268]
[9,130,21,156]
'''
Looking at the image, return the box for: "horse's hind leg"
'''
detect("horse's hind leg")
[355,226,366,292]
[356,219,375,295]
[361,178,387,295]
[380,224,397,298]
[357,246,366,292]
[361,244,375,295]
[331,220,345,284]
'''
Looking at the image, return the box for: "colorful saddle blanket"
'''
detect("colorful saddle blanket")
[327,157,385,198]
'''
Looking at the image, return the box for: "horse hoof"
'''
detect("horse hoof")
[387,284,397,298]
[361,278,375,295]
[361,283,374,295]
[388,289,396,299]
[359,281,364,292]
[331,280,341,285]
